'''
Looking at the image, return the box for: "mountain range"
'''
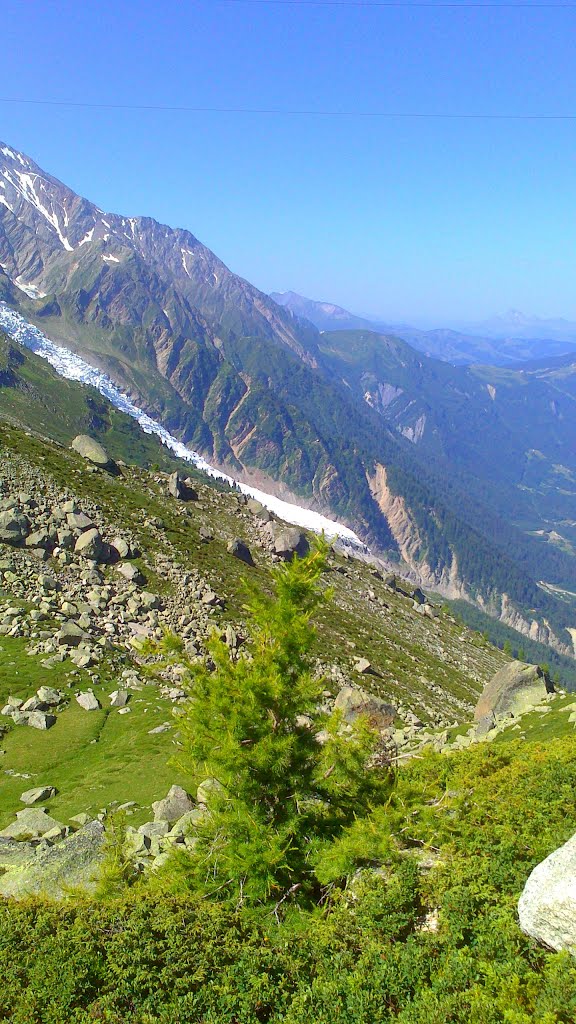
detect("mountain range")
[0,140,575,658]
[271,291,576,366]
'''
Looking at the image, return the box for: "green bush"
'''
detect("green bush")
[2,737,576,1022]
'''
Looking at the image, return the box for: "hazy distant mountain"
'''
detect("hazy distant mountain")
[270,291,375,333]
[473,309,576,343]
[273,291,576,366]
[1,140,575,656]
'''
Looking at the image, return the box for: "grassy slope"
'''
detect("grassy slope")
[0,331,211,478]
[0,638,185,830]
[0,417,509,831]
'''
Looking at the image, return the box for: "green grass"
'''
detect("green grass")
[495,692,576,745]
[0,637,184,829]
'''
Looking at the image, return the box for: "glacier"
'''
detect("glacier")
[0,302,366,549]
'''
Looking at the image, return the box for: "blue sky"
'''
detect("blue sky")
[2,0,576,324]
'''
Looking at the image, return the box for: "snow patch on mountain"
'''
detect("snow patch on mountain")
[0,303,364,548]
[1,167,73,251]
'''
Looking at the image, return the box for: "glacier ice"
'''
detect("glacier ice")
[0,302,365,548]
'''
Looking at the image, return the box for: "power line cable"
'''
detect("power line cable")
[215,1,576,8]
[1,98,575,119]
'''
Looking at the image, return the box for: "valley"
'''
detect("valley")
[1,140,575,660]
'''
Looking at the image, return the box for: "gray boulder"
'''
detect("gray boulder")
[67,511,95,532]
[247,498,272,523]
[109,690,129,708]
[70,813,92,827]
[25,529,50,550]
[27,711,56,730]
[37,686,63,706]
[196,778,225,805]
[0,821,105,897]
[20,786,58,805]
[167,472,197,501]
[151,785,195,823]
[474,661,553,722]
[168,471,185,499]
[0,838,36,871]
[56,622,87,647]
[71,435,110,467]
[334,685,396,731]
[76,692,101,711]
[0,807,65,840]
[0,509,30,545]
[518,832,576,953]
[111,537,130,559]
[271,526,310,561]
[74,528,103,560]
[168,808,207,837]
[115,562,145,585]
[227,538,254,566]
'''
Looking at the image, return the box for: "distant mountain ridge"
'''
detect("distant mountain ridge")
[0,140,575,658]
[272,290,576,366]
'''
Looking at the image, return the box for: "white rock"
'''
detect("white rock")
[76,692,101,711]
[518,831,576,953]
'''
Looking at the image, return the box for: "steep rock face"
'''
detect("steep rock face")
[366,463,467,598]
[495,594,573,658]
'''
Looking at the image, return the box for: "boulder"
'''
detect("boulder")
[168,808,207,839]
[27,711,56,730]
[354,657,372,674]
[20,786,57,805]
[67,511,95,532]
[56,622,87,647]
[76,692,101,711]
[334,685,396,732]
[0,821,105,898]
[151,785,195,823]
[474,712,496,738]
[25,529,50,550]
[115,562,145,585]
[474,661,554,722]
[0,838,36,871]
[227,538,254,566]
[0,807,65,840]
[247,498,272,522]
[36,686,63,706]
[183,478,199,500]
[0,509,30,545]
[518,832,576,953]
[21,696,46,713]
[269,525,310,561]
[111,537,130,559]
[74,528,103,560]
[168,471,185,499]
[71,435,110,467]
[109,690,129,708]
[70,813,92,827]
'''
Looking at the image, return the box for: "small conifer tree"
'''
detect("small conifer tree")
[157,541,391,910]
